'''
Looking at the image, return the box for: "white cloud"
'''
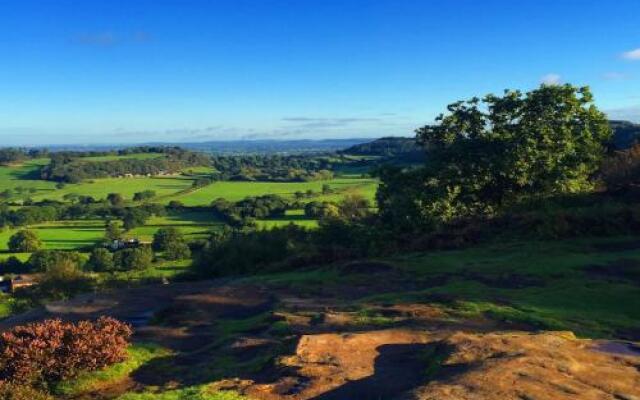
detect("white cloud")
[540,73,561,85]
[606,106,640,122]
[622,48,640,60]
[603,72,630,80]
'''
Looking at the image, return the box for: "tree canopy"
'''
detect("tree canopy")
[8,230,42,253]
[378,84,612,228]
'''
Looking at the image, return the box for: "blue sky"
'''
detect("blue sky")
[0,0,639,145]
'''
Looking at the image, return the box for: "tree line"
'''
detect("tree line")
[40,147,210,183]
[194,84,640,277]
[208,154,335,182]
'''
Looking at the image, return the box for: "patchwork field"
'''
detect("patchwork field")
[173,177,378,205]
[128,212,225,241]
[30,176,196,202]
[0,159,58,197]
[76,153,166,162]
[0,211,224,255]
[0,155,379,262]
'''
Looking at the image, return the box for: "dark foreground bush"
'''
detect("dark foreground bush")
[0,317,132,387]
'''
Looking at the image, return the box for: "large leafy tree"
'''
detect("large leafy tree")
[8,230,42,253]
[378,84,611,228]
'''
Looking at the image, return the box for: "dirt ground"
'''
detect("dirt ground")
[2,273,639,400]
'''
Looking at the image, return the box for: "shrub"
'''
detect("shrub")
[36,259,93,300]
[0,256,28,274]
[167,200,184,210]
[0,382,53,400]
[27,251,84,273]
[113,246,153,271]
[106,193,124,207]
[8,231,42,253]
[164,241,191,260]
[195,224,310,276]
[86,248,114,272]
[122,209,149,231]
[104,221,122,241]
[132,190,156,202]
[0,317,132,387]
[152,227,182,252]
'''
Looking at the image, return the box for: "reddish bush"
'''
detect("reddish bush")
[0,382,53,400]
[0,317,132,386]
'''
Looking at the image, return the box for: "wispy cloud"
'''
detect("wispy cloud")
[603,72,631,81]
[540,73,561,85]
[72,31,152,46]
[281,117,382,130]
[622,48,640,60]
[606,106,640,122]
[110,125,237,140]
[100,113,412,142]
[73,32,117,46]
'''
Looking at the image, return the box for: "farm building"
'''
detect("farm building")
[0,275,38,293]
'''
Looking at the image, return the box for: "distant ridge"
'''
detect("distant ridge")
[340,136,419,157]
[610,120,640,149]
[30,138,376,154]
[341,120,640,158]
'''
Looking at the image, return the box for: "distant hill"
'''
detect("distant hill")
[340,136,422,158]
[178,138,375,154]
[340,121,640,159]
[40,139,376,155]
[610,120,640,149]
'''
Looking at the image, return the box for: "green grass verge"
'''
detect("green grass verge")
[0,159,58,200]
[368,236,640,338]
[54,343,171,396]
[172,178,378,206]
[116,388,246,400]
[32,176,195,202]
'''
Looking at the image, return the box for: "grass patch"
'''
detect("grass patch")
[0,159,58,199]
[116,387,246,400]
[31,176,195,202]
[217,312,273,338]
[381,236,640,338]
[353,308,396,326]
[0,295,31,319]
[55,343,171,396]
[452,301,568,331]
[172,178,378,206]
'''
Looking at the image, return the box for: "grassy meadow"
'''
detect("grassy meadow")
[75,153,166,162]
[373,236,640,338]
[30,176,196,202]
[172,177,378,205]
[21,172,376,205]
[0,211,224,253]
[0,158,58,197]
[0,154,379,264]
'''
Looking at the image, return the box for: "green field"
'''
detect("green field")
[0,220,105,251]
[31,176,196,202]
[75,153,166,162]
[24,174,377,206]
[0,154,378,206]
[0,211,223,253]
[0,155,380,259]
[376,236,640,338]
[0,159,58,197]
[173,178,378,205]
[255,209,318,229]
[128,212,224,241]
